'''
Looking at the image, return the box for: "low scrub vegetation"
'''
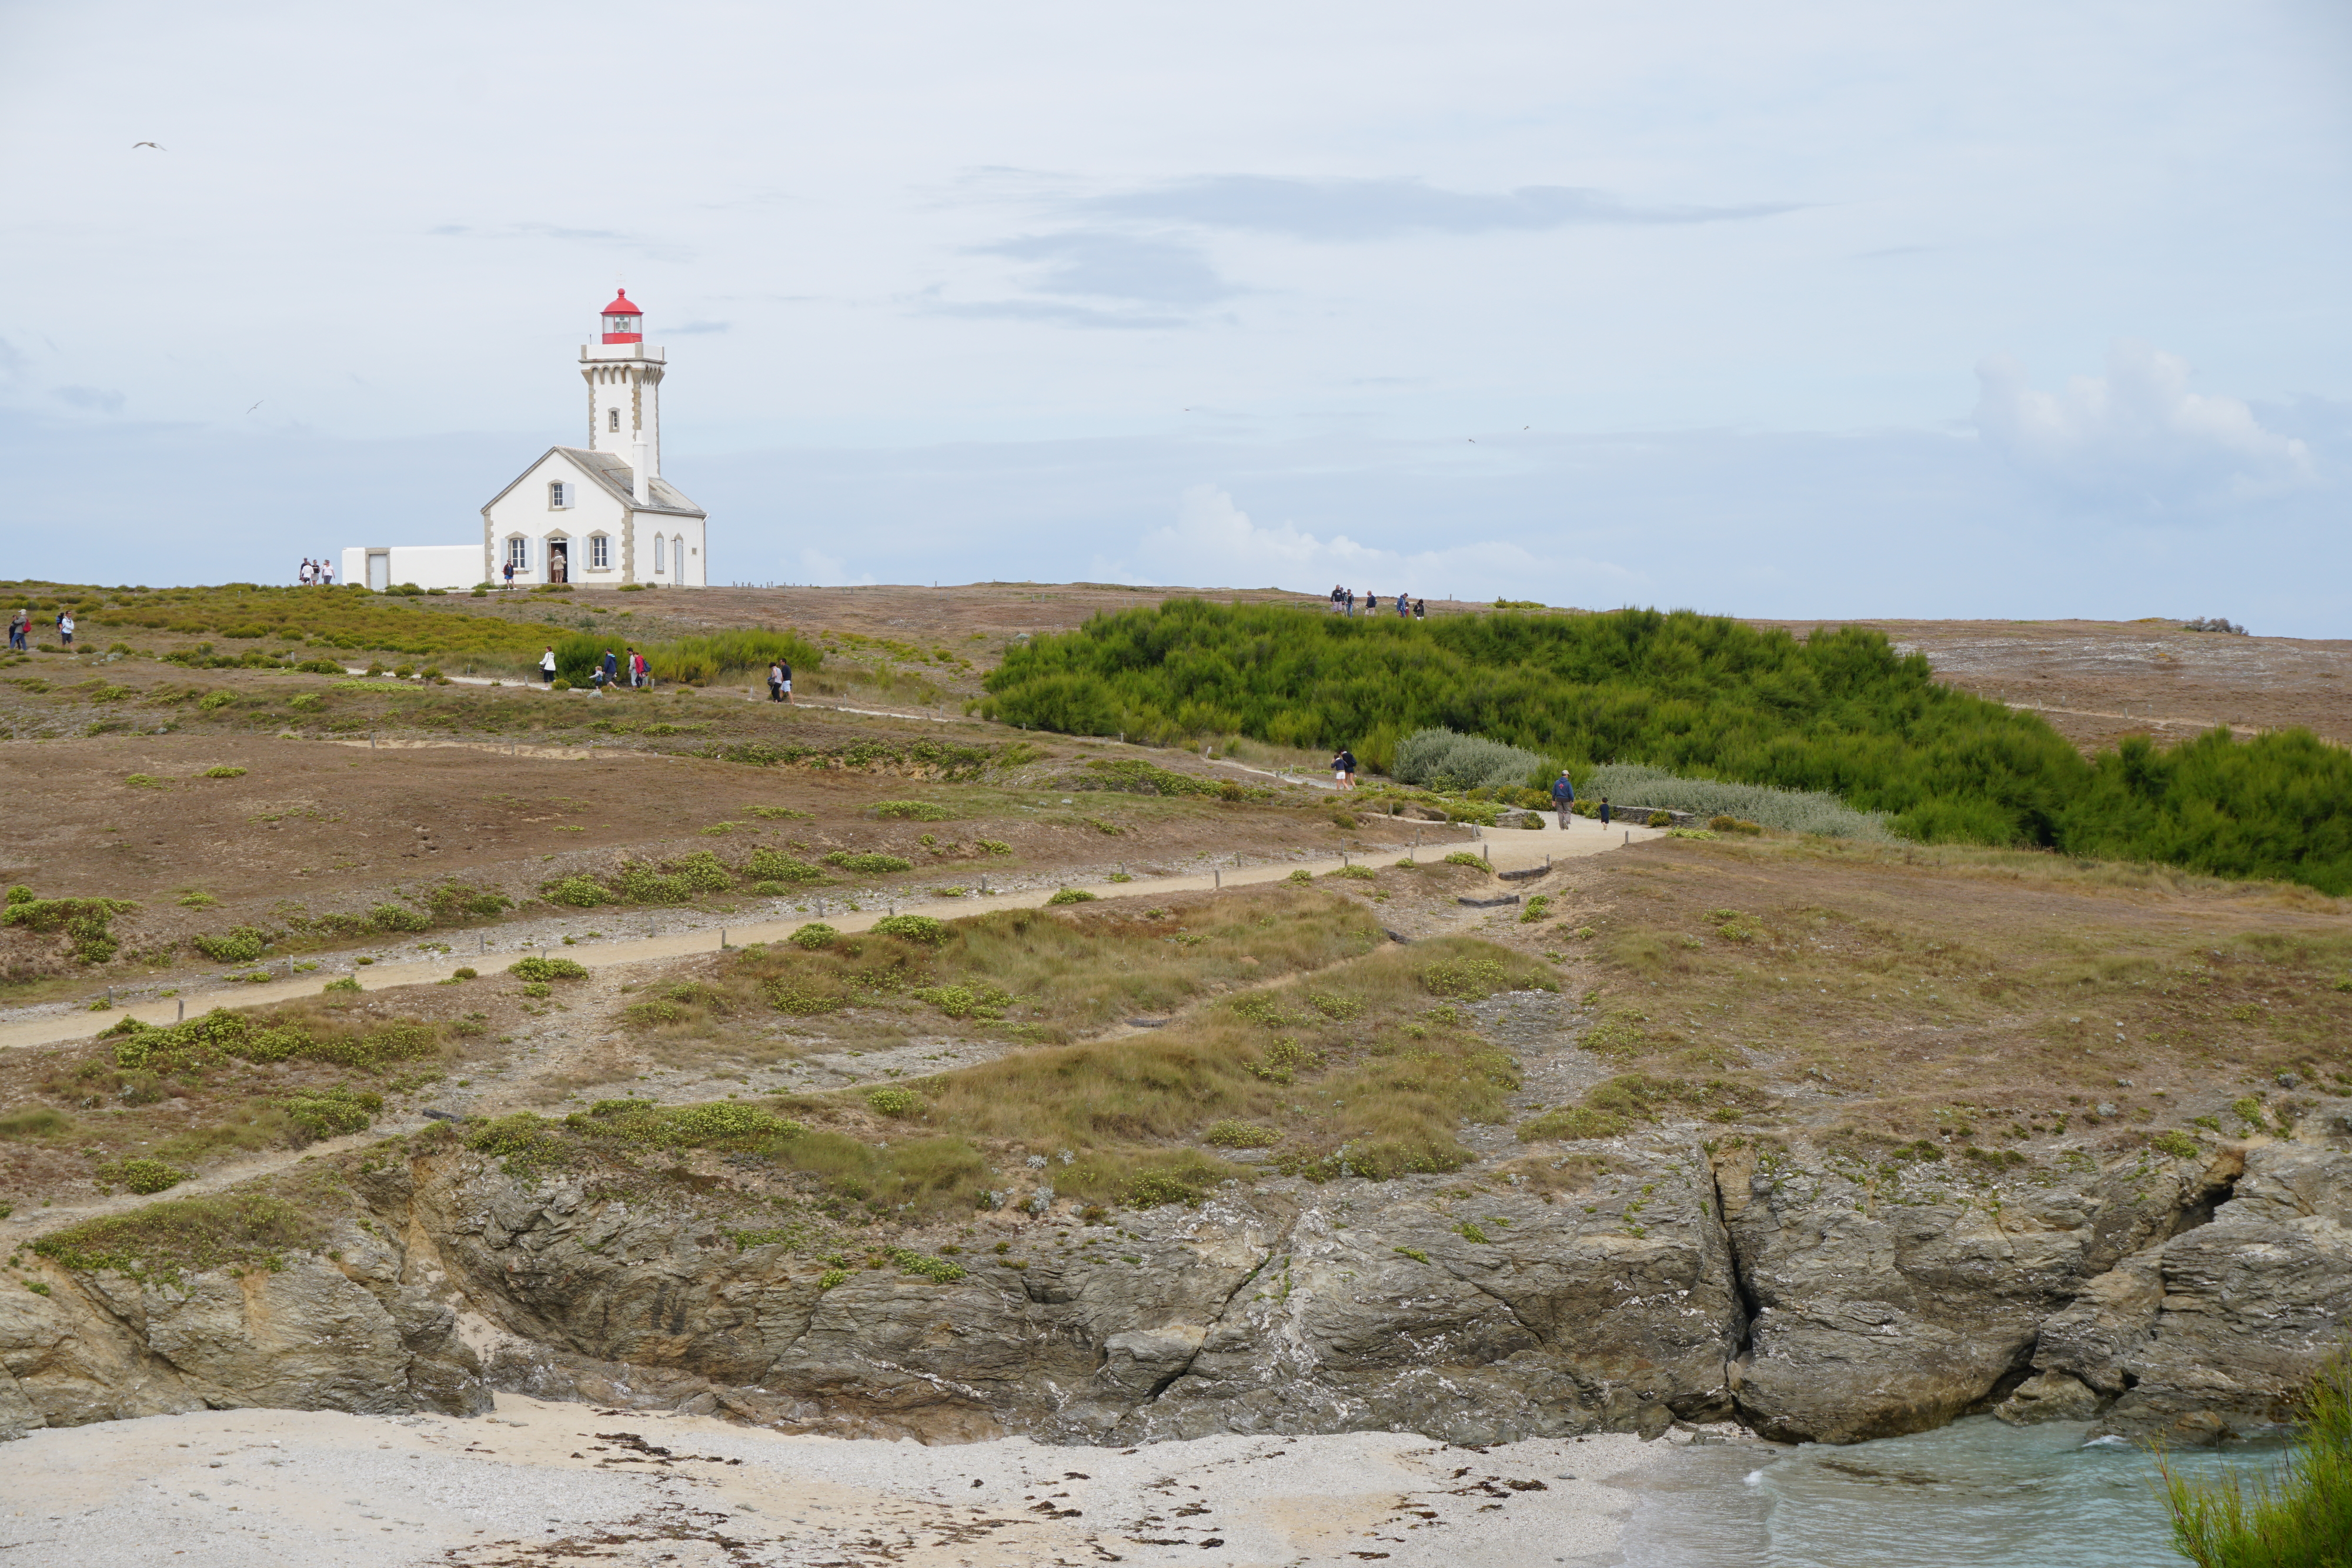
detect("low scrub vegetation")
[980,599,2352,893]
[1582,763,1892,841]
[28,1190,320,1283]
[2162,1343,2352,1566]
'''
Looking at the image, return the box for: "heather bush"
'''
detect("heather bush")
[1583,764,1892,841]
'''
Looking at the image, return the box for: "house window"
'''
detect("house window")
[548,482,569,509]
[589,534,610,570]
[506,536,529,570]
[608,408,621,432]
[652,535,666,573]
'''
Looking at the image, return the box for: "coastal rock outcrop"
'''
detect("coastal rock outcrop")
[2,1131,2345,1447]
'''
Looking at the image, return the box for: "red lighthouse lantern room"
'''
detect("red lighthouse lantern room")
[600,290,643,344]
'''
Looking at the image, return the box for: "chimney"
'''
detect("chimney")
[632,437,651,506]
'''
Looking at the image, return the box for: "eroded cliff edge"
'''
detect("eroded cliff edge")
[5,1127,2344,1448]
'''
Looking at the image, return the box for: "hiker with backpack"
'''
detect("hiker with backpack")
[1551,770,1576,829]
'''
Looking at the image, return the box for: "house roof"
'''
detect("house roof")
[602,290,641,316]
[478,446,707,519]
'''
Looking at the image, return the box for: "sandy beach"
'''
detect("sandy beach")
[0,1395,1729,1567]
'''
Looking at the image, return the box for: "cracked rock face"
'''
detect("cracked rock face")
[2,1134,2344,1449]
[0,1235,490,1442]
[1710,1138,2245,1445]
[2059,1144,2352,1443]
[410,1144,1743,1445]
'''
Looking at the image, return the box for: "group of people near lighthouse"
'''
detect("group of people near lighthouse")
[1329,586,1423,618]
[295,558,336,586]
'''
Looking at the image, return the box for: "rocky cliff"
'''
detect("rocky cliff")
[5,1126,2346,1449]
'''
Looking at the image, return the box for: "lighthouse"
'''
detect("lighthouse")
[472,291,710,587]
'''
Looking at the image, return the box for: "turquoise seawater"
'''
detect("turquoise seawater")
[1618,1415,2293,1567]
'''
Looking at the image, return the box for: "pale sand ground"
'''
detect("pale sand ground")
[0,1393,1732,1567]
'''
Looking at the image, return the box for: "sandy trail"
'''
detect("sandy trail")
[0,1394,1722,1567]
[0,815,1655,1055]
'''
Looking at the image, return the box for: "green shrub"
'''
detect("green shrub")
[322,977,362,994]
[191,926,268,963]
[1392,728,1546,793]
[767,977,846,1015]
[1287,868,1312,883]
[823,852,913,875]
[1045,888,1097,905]
[544,875,613,907]
[1204,1119,1278,1148]
[1442,851,1489,871]
[3,892,138,964]
[94,1158,189,1195]
[1586,764,1890,840]
[31,1192,316,1282]
[201,765,247,779]
[867,1087,923,1118]
[910,982,1011,1020]
[1332,864,1375,881]
[2161,1343,2352,1566]
[367,901,430,933]
[788,922,837,950]
[744,849,827,883]
[2150,1129,2202,1160]
[280,1085,383,1141]
[508,955,588,982]
[873,800,953,820]
[872,914,948,944]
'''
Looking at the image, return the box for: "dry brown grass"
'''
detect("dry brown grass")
[1518,835,2352,1160]
[606,882,1389,1071]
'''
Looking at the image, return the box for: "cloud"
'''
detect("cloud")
[51,385,123,413]
[930,299,1193,330]
[1973,340,2316,504]
[1065,176,1803,242]
[429,222,690,260]
[790,548,874,587]
[974,231,1240,306]
[1095,484,1636,599]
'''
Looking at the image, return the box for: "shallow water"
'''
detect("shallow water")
[1618,1416,2290,1568]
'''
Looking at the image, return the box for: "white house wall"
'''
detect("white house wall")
[339,544,479,592]
[484,452,632,586]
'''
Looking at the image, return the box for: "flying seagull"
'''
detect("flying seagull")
[246,400,263,414]
[132,141,165,150]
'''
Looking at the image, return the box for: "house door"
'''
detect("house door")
[548,543,569,584]
[366,551,390,591]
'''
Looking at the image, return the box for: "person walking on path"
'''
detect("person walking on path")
[320,559,333,586]
[56,611,74,649]
[539,646,557,687]
[1344,587,1356,617]
[1395,591,1409,618]
[1598,795,1612,827]
[1332,747,1357,788]
[628,648,646,688]
[767,660,785,702]
[1550,770,1576,829]
[8,609,25,651]
[597,648,619,693]
[503,559,517,590]
[1413,599,1425,620]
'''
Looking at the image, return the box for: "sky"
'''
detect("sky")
[2,0,2348,631]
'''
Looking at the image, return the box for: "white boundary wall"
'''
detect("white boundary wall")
[341,545,485,592]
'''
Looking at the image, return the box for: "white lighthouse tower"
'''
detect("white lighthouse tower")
[474,290,710,587]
